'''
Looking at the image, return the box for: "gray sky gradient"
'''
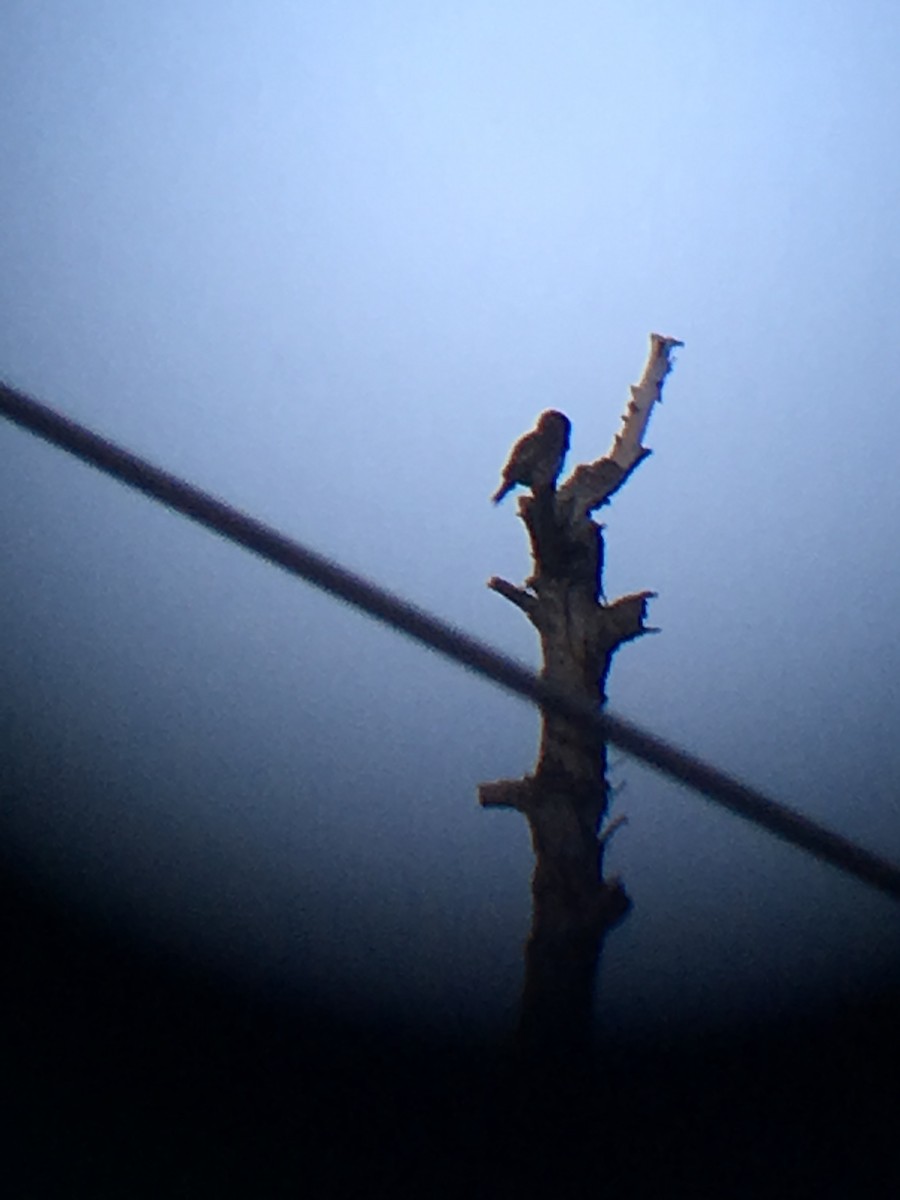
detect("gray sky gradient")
[2,0,899,1036]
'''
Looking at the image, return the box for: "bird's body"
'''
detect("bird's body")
[492,410,571,504]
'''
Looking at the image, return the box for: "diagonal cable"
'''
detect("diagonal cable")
[2,378,899,902]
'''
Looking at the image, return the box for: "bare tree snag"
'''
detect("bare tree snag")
[480,333,682,1069]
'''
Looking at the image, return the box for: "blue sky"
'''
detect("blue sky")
[1,0,899,1036]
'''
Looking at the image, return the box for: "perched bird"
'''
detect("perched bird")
[491,410,571,504]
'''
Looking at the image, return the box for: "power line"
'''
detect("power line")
[2,377,900,903]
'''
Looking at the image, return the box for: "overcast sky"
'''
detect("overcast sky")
[2,0,899,1038]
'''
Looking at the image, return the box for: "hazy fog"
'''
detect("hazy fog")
[2,0,899,1036]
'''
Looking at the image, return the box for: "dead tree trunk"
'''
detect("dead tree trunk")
[479,334,682,1069]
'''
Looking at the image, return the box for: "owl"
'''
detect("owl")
[491,410,571,504]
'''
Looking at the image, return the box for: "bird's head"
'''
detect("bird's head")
[538,409,571,433]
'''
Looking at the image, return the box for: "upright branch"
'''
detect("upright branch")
[479,333,682,1070]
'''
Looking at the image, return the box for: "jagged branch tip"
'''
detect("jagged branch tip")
[608,333,683,471]
[556,333,682,516]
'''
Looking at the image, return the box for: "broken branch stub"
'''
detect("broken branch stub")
[558,333,683,518]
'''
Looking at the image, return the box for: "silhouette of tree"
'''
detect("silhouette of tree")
[480,334,682,1072]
